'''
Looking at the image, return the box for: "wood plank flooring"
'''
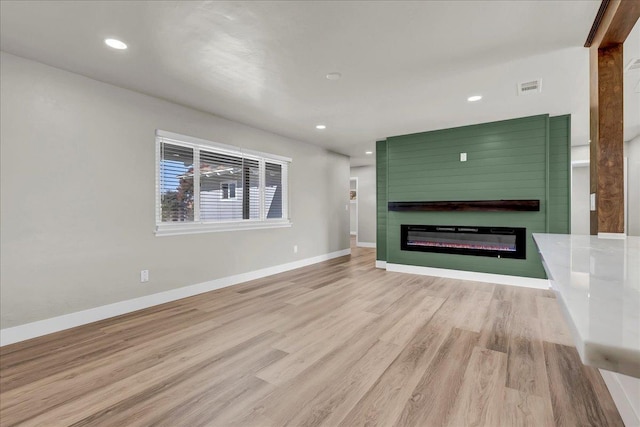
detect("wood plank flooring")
[0,243,623,426]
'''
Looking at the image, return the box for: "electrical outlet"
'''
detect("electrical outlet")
[140,270,149,283]
[293,245,298,253]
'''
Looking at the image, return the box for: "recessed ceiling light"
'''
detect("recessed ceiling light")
[365,151,373,155]
[105,38,127,50]
[316,124,326,130]
[467,95,482,102]
[326,72,342,81]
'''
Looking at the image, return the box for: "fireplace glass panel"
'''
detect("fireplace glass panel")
[401,225,526,259]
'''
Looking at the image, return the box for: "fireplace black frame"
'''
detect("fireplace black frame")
[401,224,527,259]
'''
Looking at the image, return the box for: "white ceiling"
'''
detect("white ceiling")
[2,0,634,167]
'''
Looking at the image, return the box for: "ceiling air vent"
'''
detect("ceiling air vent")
[625,58,640,72]
[517,79,542,96]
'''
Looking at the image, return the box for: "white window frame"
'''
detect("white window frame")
[155,130,291,236]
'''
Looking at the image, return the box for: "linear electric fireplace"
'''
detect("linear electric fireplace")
[401,225,526,259]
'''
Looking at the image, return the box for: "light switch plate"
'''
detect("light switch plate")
[590,193,596,211]
[460,152,467,162]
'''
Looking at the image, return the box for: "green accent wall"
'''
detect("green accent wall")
[376,140,388,262]
[548,115,571,234]
[376,114,571,279]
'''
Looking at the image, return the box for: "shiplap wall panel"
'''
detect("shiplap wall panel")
[385,115,551,279]
[376,140,387,262]
[548,115,571,234]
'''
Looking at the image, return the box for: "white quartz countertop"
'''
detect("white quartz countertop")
[533,233,639,378]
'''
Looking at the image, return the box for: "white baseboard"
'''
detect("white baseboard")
[600,369,640,427]
[357,241,376,248]
[0,248,352,347]
[375,260,387,269]
[385,263,550,289]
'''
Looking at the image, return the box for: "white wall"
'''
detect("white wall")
[571,145,590,163]
[571,145,590,235]
[0,52,350,329]
[571,139,639,236]
[349,166,376,245]
[625,136,640,236]
[571,165,590,235]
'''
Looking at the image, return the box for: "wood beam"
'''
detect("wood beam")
[585,0,640,47]
[587,0,640,235]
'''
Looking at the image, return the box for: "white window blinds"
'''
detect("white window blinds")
[159,143,195,222]
[265,162,284,219]
[156,131,291,235]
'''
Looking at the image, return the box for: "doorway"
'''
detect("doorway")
[350,177,358,244]
[571,162,590,235]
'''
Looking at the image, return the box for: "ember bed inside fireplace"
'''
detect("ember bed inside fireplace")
[401,225,526,259]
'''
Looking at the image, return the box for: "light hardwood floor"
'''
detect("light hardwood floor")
[0,243,623,426]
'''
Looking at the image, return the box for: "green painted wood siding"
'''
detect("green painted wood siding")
[385,115,552,279]
[548,115,571,234]
[376,140,387,261]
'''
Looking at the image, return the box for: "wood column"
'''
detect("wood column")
[586,0,640,235]
[590,44,624,234]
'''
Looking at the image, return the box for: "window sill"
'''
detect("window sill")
[155,219,292,237]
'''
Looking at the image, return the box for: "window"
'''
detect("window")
[156,130,291,236]
[221,182,236,200]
